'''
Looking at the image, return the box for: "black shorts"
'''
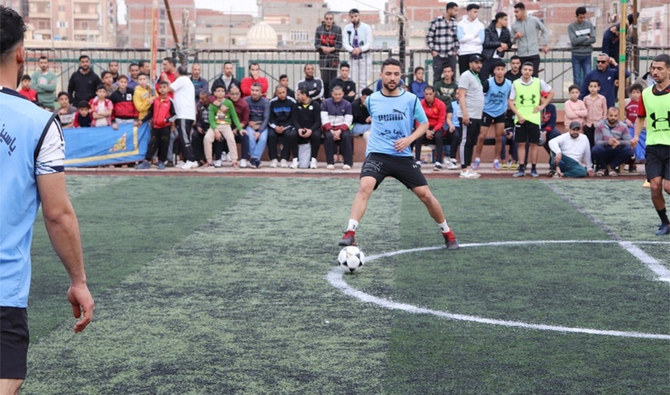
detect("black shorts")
[515,121,540,144]
[481,112,506,127]
[0,307,29,379]
[361,152,428,190]
[645,144,670,181]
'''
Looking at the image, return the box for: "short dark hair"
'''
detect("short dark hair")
[163,57,176,66]
[349,8,359,15]
[576,7,587,16]
[223,61,233,67]
[361,88,373,96]
[0,6,26,61]
[522,62,534,70]
[629,83,643,93]
[137,72,149,79]
[330,85,343,92]
[79,54,90,61]
[77,100,89,108]
[424,85,434,93]
[129,62,139,70]
[251,82,262,90]
[446,2,458,11]
[652,54,670,67]
[138,60,149,68]
[21,74,30,81]
[588,79,601,86]
[442,64,454,72]
[297,87,309,96]
[100,70,112,79]
[466,4,480,11]
[39,55,48,61]
[213,85,225,91]
[510,55,521,62]
[514,2,525,10]
[492,61,506,70]
[340,62,350,69]
[177,65,188,75]
[57,91,70,99]
[568,84,580,92]
[495,12,507,22]
[249,62,259,70]
[414,66,425,73]
[96,84,107,91]
[381,58,401,70]
[117,74,128,81]
[157,80,170,87]
[279,74,288,80]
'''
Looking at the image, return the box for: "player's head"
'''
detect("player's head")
[492,61,506,78]
[650,54,670,84]
[1,6,28,87]
[521,62,534,78]
[380,58,402,92]
[162,57,176,73]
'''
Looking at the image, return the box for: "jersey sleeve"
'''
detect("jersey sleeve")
[637,93,646,117]
[414,98,428,124]
[35,119,65,175]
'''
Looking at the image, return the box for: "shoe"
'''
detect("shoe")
[327,164,335,170]
[530,169,539,178]
[472,158,480,170]
[501,161,508,170]
[643,180,650,188]
[459,169,480,179]
[339,230,357,246]
[270,159,278,168]
[135,160,150,170]
[280,159,288,168]
[240,159,248,168]
[214,160,222,168]
[493,160,501,171]
[181,160,198,170]
[655,223,670,236]
[433,162,443,171]
[547,170,556,177]
[157,162,166,170]
[609,170,618,177]
[445,161,459,170]
[415,160,423,166]
[443,230,459,250]
[595,170,605,176]
[469,169,481,179]
[166,161,175,168]
[223,153,232,162]
[253,158,262,168]
[342,164,351,170]
[290,158,298,169]
[443,156,452,165]
[176,160,185,168]
[513,170,525,177]
[459,170,468,178]
[538,131,547,145]
[310,158,318,169]
[511,162,518,170]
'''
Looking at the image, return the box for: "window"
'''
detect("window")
[290,30,309,42]
[58,6,65,12]
[57,21,68,28]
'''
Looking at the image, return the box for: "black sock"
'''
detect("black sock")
[519,163,526,171]
[531,164,537,172]
[658,208,670,224]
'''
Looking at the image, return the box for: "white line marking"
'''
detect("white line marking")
[327,240,670,340]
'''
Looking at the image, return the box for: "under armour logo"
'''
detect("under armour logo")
[519,94,536,105]
[650,111,670,129]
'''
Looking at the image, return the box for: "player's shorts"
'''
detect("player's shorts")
[0,307,29,379]
[481,112,506,127]
[645,144,670,181]
[360,152,428,190]
[514,121,540,144]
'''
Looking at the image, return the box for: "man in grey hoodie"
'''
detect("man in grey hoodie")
[510,2,549,77]
[568,7,596,87]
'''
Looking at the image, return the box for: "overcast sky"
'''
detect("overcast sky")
[194,0,388,15]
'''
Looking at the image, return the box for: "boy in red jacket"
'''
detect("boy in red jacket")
[135,81,175,170]
[110,75,138,125]
[18,74,37,102]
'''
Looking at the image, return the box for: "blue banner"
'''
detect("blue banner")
[63,122,150,167]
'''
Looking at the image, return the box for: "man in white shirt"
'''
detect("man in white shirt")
[548,121,594,177]
[169,66,198,169]
[457,4,485,76]
[343,8,373,94]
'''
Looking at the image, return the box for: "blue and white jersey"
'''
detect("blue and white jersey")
[365,90,428,157]
[450,101,460,128]
[483,77,512,118]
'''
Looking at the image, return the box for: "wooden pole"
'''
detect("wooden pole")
[617,0,627,121]
[162,0,181,58]
[150,0,159,86]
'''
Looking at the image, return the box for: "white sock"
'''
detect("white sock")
[347,219,359,232]
[438,220,450,233]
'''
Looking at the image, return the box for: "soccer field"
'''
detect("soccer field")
[23,176,670,394]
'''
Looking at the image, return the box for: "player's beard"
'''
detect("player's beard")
[383,81,398,92]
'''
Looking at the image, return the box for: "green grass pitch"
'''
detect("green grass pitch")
[21,176,670,394]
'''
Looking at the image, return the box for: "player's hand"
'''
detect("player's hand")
[587,169,595,177]
[517,115,525,124]
[394,137,412,152]
[333,129,342,141]
[112,123,119,130]
[463,116,471,126]
[554,152,562,164]
[68,283,94,333]
[533,106,541,113]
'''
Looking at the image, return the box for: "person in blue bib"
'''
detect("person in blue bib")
[338,58,459,250]
[0,6,95,392]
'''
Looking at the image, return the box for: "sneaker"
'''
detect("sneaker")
[214,160,222,168]
[538,131,547,145]
[459,169,480,179]
[443,156,452,165]
[510,162,518,170]
[181,160,198,170]
[443,230,459,250]
[327,164,335,170]
[270,159,279,168]
[135,160,151,170]
[240,159,248,168]
[472,158,480,170]
[513,170,525,177]
[310,158,318,169]
[501,161,508,170]
[643,180,650,188]
[493,160,501,171]
[433,162,443,171]
[223,153,232,162]
[339,230,357,246]
[445,161,459,170]
[655,223,670,236]
[290,158,298,169]
[176,160,185,168]
[459,170,469,178]
[157,162,166,170]
[468,169,481,179]
[342,164,351,170]
[166,160,175,168]
[415,160,423,166]
[595,170,605,177]
[280,159,288,168]
[609,170,618,177]
[253,158,262,168]
[530,169,539,178]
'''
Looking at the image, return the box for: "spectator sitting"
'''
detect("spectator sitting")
[18,74,37,102]
[321,85,353,170]
[190,63,208,99]
[73,101,93,128]
[278,74,295,99]
[110,75,138,125]
[100,70,115,97]
[227,85,251,168]
[414,85,446,171]
[434,64,458,104]
[548,121,594,178]
[240,63,269,98]
[135,81,176,170]
[244,83,271,168]
[297,63,324,103]
[205,85,243,169]
[351,87,372,141]
[294,87,322,169]
[89,85,115,128]
[268,86,299,168]
[583,79,608,147]
[193,90,211,166]
[539,95,562,173]
[410,67,428,100]
[564,84,588,129]
[592,107,634,176]
[211,61,240,94]
[133,73,153,121]
[56,92,77,128]
[625,83,645,165]
[329,63,356,103]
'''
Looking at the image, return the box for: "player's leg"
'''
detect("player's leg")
[339,176,377,246]
[645,145,670,235]
[472,119,490,170]
[412,185,459,250]
[493,120,505,169]
[0,379,23,395]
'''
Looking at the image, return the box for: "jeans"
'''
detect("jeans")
[551,152,587,177]
[571,54,592,86]
[352,123,371,136]
[246,126,268,160]
[591,144,635,171]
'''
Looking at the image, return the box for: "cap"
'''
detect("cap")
[569,121,582,130]
[469,54,483,63]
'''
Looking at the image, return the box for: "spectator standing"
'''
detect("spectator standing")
[268,86,299,168]
[228,85,251,168]
[482,12,512,79]
[592,107,634,176]
[321,85,354,170]
[426,2,459,83]
[278,74,295,99]
[244,83,271,168]
[601,15,633,63]
[548,121,594,178]
[351,87,372,141]
[138,60,151,76]
[457,4,485,77]
[133,73,153,121]
[456,54,485,179]
[110,75,137,125]
[583,79,608,147]
[314,11,342,98]
[56,92,77,128]
[434,64,458,104]
[108,61,120,82]
[73,101,93,127]
[296,63,324,104]
[410,67,428,100]
[18,74,37,102]
[343,8,373,93]
[294,87,322,169]
[31,55,57,109]
[211,61,240,94]
[580,53,627,108]
[568,7,596,86]
[564,84,588,129]
[100,71,115,96]
[510,2,549,77]
[192,91,211,165]
[414,86,447,171]
[504,55,522,81]
[127,63,140,89]
[89,85,114,127]
[156,57,177,97]
[67,55,101,104]
[240,63,269,98]
[135,81,176,170]
[329,62,356,103]
[205,86,242,169]
[170,66,198,169]
[190,63,208,100]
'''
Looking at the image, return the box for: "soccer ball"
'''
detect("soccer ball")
[338,246,365,273]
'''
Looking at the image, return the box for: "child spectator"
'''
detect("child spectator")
[135,81,176,170]
[100,70,115,96]
[73,101,93,127]
[89,85,115,127]
[133,73,153,121]
[583,79,607,147]
[227,85,251,168]
[625,83,645,165]
[56,92,77,128]
[564,84,588,129]
[110,75,138,125]
[410,66,428,100]
[18,74,37,102]
[192,90,211,165]
[206,86,242,168]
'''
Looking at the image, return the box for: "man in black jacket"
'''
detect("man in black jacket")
[482,12,512,79]
[67,54,101,103]
[268,86,299,168]
[329,62,357,103]
[296,64,324,104]
[294,87,322,169]
[210,61,240,94]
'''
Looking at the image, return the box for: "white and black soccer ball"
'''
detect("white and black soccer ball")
[338,246,365,273]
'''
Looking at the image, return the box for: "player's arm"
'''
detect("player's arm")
[631,94,646,149]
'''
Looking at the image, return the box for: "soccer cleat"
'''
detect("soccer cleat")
[339,231,357,246]
[656,223,670,236]
[342,164,351,170]
[513,170,525,177]
[240,159,248,168]
[157,162,166,170]
[135,160,151,170]
[443,230,459,250]
[270,159,279,168]
[310,158,318,169]
[472,158,480,170]
[290,158,298,169]
[493,160,501,171]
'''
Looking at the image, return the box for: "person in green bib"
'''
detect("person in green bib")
[632,54,670,236]
[507,62,554,177]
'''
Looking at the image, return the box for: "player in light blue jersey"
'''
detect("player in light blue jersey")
[339,58,459,250]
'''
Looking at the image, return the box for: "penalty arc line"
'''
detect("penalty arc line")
[326,240,670,340]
